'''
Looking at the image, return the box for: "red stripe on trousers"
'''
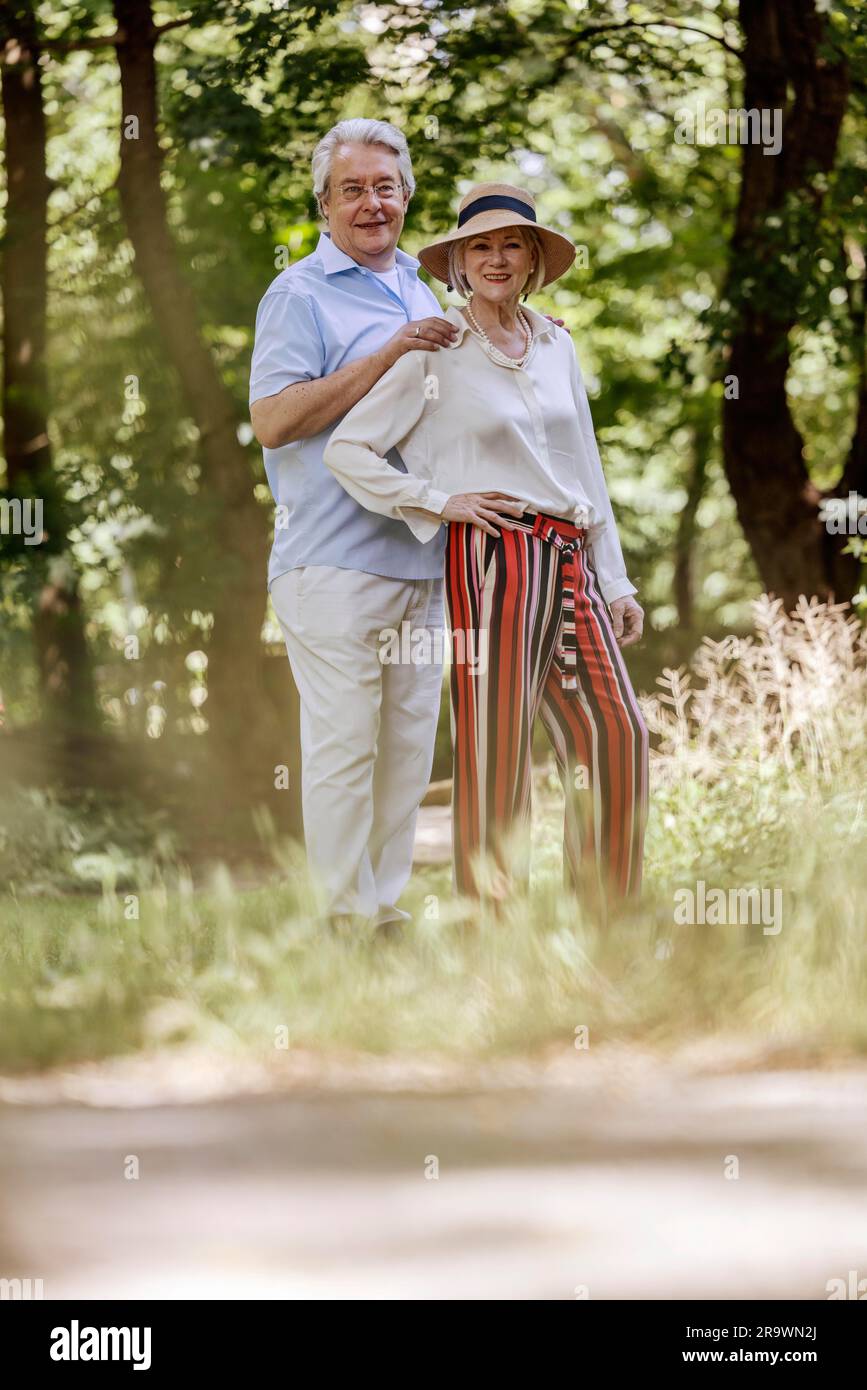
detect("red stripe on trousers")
[445,516,648,902]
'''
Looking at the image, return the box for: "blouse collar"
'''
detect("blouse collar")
[443,302,557,349]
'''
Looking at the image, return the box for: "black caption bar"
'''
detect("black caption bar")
[2,1298,863,1373]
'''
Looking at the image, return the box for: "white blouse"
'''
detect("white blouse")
[323,303,637,603]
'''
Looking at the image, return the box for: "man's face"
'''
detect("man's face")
[321,143,409,267]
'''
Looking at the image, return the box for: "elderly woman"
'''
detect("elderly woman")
[324,183,648,902]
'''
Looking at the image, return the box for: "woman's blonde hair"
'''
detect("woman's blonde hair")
[447,225,546,298]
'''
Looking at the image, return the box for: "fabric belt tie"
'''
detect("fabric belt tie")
[522,512,585,695]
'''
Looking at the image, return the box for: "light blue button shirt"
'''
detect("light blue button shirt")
[250,233,447,587]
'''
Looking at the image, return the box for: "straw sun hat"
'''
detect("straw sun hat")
[417,182,577,289]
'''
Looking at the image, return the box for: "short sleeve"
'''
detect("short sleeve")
[249,291,325,407]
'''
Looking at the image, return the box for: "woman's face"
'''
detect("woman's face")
[461,226,534,306]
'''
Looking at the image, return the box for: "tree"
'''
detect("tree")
[722,0,866,605]
[110,0,293,815]
[1,0,97,738]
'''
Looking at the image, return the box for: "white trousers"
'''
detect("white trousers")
[271,565,444,921]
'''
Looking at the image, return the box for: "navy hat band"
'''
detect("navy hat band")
[457,194,537,227]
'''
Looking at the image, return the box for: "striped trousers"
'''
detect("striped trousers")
[445,512,649,902]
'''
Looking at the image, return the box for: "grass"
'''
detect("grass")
[2,595,867,1074]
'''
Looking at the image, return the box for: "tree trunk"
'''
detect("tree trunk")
[722,0,857,607]
[839,235,867,503]
[673,412,713,630]
[111,0,299,830]
[1,6,97,736]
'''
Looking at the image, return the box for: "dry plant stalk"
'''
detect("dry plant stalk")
[642,596,867,788]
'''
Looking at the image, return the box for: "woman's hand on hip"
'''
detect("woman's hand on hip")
[442,492,525,536]
[609,596,644,647]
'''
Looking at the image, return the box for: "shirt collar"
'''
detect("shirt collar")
[315,232,422,279]
[443,302,556,347]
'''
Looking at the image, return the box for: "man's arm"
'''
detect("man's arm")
[251,338,392,449]
[250,296,458,450]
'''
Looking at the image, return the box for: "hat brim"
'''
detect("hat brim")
[418,210,576,288]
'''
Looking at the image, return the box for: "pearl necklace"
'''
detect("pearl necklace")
[464,298,534,368]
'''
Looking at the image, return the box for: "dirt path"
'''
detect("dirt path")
[2,1063,866,1299]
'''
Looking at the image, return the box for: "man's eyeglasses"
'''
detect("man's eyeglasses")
[335,181,402,203]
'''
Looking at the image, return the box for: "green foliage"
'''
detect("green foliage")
[0,786,175,898]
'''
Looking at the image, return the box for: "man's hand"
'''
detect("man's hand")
[609,596,644,647]
[545,315,571,333]
[441,491,525,536]
[385,315,459,366]
[250,315,460,449]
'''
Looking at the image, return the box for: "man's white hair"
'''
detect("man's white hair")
[312,119,416,215]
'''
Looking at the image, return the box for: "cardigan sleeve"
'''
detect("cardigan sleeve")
[323,351,452,543]
[567,345,638,605]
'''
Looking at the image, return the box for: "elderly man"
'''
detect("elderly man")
[249,119,459,933]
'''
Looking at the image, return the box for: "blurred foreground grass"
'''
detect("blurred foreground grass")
[2,596,866,1073]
